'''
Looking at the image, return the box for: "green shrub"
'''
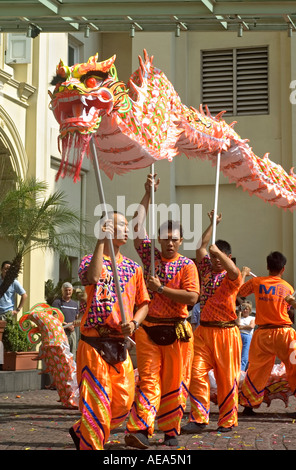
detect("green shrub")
[2,314,34,352]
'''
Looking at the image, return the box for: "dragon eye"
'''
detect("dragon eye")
[85,77,100,88]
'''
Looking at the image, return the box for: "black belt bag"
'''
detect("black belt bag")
[81,334,128,367]
[142,324,177,346]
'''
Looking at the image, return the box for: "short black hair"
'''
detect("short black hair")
[100,210,124,220]
[158,220,183,239]
[216,239,231,255]
[1,261,11,269]
[267,251,286,273]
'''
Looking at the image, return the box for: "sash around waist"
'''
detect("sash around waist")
[256,323,293,330]
[200,320,237,328]
[144,315,187,324]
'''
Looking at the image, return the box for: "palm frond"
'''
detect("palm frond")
[0,176,93,297]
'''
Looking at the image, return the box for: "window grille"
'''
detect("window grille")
[201,47,269,116]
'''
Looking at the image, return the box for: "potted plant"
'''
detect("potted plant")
[2,313,38,371]
[0,318,6,342]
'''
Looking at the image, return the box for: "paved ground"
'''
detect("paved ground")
[1,389,296,454]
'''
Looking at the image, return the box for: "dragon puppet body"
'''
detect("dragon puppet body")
[49,49,296,210]
[19,304,79,409]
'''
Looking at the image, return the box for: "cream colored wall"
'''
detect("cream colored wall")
[0,36,34,312]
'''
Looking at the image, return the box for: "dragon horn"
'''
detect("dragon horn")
[57,58,64,69]
[74,54,116,76]
[57,59,70,78]
[97,54,116,72]
[87,53,116,72]
[87,53,99,63]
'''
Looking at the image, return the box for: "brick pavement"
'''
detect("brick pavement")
[1,389,296,452]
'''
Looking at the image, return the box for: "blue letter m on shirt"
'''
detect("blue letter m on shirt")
[259,284,276,295]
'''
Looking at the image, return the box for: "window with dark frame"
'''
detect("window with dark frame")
[201,46,269,116]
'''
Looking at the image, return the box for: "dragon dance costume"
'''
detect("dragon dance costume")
[239,276,296,408]
[71,253,149,450]
[48,48,296,440]
[126,236,200,438]
[188,255,242,429]
[19,304,79,409]
[50,51,296,213]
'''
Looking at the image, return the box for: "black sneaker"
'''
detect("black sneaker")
[216,426,233,433]
[125,431,150,449]
[69,427,80,450]
[164,434,179,446]
[181,422,207,433]
[242,406,256,416]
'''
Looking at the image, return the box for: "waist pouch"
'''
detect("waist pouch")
[143,317,192,345]
[81,334,128,366]
[142,324,177,345]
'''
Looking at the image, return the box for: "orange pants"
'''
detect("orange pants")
[126,324,194,437]
[189,325,242,428]
[240,326,296,408]
[72,338,135,450]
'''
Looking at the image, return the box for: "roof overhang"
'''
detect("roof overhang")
[0,1,296,37]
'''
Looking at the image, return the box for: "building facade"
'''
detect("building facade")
[0,29,296,313]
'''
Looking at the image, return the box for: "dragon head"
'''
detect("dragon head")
[49,53,133,181]
[49,53,130,138]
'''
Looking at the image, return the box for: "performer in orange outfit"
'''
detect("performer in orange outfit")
[238,252,296,414]
[125,174,199,449]
[182,211,242,434]
[69,213,150,450]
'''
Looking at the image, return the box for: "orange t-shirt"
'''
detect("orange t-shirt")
[137,237,200,319]
[239,276,294,326]
[78,253,150,335]
[200,271,242,322]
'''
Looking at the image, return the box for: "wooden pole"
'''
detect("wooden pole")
[150,164,155,276]
[211,152,221,245]
[90,138,135,345]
